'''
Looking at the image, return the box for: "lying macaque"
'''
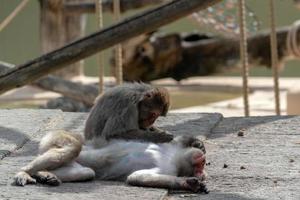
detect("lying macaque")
[13,130,208,193]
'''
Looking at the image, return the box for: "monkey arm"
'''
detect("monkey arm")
[126,169,204,192]
[148,126,168,134]
[49,162,95,182]
[109,129,174,143]
[172,136,206,154]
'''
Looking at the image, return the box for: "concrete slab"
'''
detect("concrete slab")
[169,115,300,200]
[0,109,299,199]
[0,109,221,200]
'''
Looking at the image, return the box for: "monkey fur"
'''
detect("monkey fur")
[13,130,208,193]
[84,83,173,147]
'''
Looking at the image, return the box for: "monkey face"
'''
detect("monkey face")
[177,149,206,179]
[138,88,170,129]
[138,108,161,128]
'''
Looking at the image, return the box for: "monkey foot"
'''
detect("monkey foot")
[33,171,61,186]
[13,171,37,186]
[184,177,209,194]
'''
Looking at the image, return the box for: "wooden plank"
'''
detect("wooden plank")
[0,0,222,94]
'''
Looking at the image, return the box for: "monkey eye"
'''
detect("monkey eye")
[145,93,152,99]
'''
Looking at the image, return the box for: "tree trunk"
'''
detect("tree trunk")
[39,0,85,79]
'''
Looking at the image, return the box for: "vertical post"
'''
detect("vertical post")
[238,0,250,117]
[0,0,29,32]
[269,0,281,115]
[95,0,104,94]
[39,0,85,79]
[113,0,123,85]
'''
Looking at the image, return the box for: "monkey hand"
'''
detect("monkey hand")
[183,177,209,194]
[148,126,174,142]
[149,130,174,143]
[13,171,36,186]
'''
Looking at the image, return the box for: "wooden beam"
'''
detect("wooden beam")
[0,61,98,105]
[0,0,222,94]
[64,0,167,14]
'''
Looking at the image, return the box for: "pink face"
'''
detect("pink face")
[140,110,161,128]
[192,152,206,179]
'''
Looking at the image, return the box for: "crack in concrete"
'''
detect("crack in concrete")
[206,113,224,139]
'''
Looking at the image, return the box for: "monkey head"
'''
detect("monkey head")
[176,148,206,180]
[138,87,170,129]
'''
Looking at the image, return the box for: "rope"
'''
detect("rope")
[286,20,300,58]
[238,0,250,117]
[269,0,281,115]
[0,0,29,32]
[95,0,105,94]
[113,0,123,85]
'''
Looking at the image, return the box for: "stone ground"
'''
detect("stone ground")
[0,109,299,200]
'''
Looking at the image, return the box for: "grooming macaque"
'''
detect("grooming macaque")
[84,83,173,147]
[13,131,208,193]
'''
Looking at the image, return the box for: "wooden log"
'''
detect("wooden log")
[64,0,167,14]
[0,0,222,94]
[39,0,85,79]
[0,61,98,106]
[121,26,297,81]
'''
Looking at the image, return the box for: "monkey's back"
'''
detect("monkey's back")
[84,83,153,140]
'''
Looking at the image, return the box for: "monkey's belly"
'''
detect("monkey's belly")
[93,142,159,181]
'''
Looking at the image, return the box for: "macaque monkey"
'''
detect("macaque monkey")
[84,83,173,147]
[13,130,208,193]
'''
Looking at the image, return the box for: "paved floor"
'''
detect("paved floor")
[0,109,299,199]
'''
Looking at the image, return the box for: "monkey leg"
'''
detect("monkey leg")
[15,162,95,186]
[21,145,81,175]
[22,130,82,175]
[50,161,95,182]
[13,132,82,186]
[13,146,81,187]
[126,169,205,192]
